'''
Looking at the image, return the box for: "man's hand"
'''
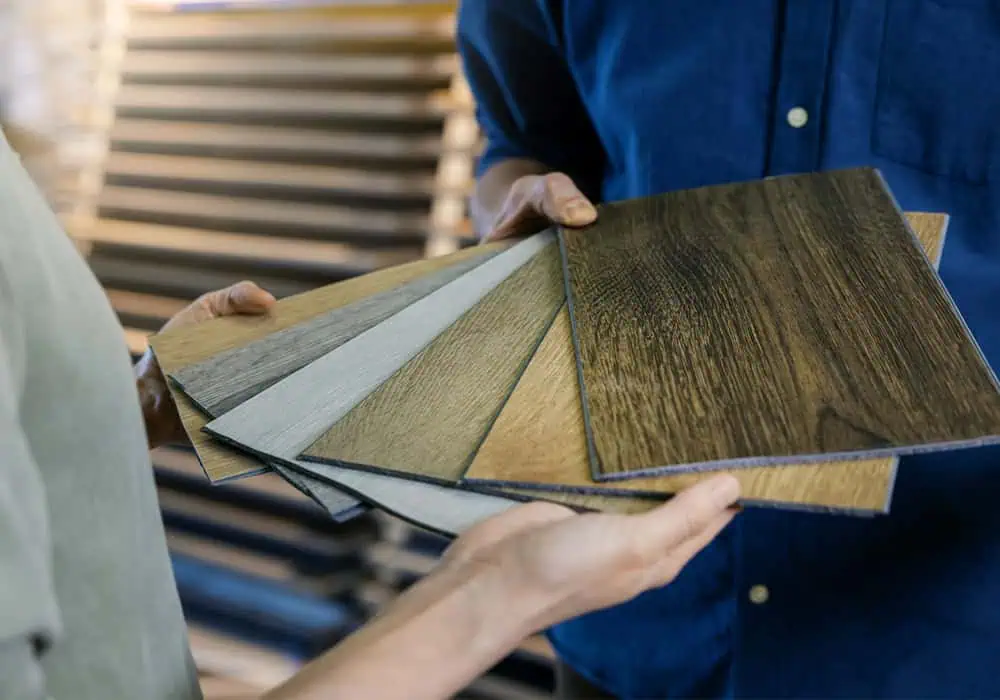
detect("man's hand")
[444,473,740,635]
[135,281,275,449]
[478,164,598,242]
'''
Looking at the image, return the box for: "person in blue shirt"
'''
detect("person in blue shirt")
[458,1,1000,697]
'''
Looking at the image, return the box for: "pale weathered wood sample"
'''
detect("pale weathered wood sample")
[562,169,1000,479]
[300,245,564,484]
[172,250,497,416]
[149,240,505,482]
[465,213,950,513]
[203,231,554,458]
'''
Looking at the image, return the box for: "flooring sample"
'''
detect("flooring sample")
[465,213,952,513]
[300,245,564,485]
[149,241,504,482]
[288,461,661,537]
[203,231,554,458]
[562,168,1000,479]
[172,251,497,416]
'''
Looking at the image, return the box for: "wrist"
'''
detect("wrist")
[444,556,553,647]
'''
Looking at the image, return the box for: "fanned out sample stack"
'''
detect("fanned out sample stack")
[151,168,1000,536]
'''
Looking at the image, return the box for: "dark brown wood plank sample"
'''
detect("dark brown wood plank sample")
[172,250,499,416]
[300,245,564,484]
[465,212,947,513]
[562,168,1000,479]
[149,241,505,482]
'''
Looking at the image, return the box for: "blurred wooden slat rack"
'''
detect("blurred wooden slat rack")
[65,0,480,363]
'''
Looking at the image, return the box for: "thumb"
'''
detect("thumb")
[203,281,276,318]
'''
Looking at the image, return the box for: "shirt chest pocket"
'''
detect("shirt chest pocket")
[873,0,1000,185]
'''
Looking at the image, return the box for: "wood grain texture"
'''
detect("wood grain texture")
[301,245,564,484]
[563,169,1000,479]
[149,241,504,482]
[173,251,497,416]
[203,232,554,459]
[465,213,949,513]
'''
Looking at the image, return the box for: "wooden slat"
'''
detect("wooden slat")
[167,531,298,582]
[127,12,455,50]
[104,152,450,198]
[122,50,456,83]
[110,119,445,160]
[124,327,151,355]
[187,625,299,690]
[115,85,461,125]
[153,446,318,506]
[106,288,188,325]
[97,186,430,240]
[73,218,421,271]
[88,253,318,300]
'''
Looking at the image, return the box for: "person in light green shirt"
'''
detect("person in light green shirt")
[0,129,739,700]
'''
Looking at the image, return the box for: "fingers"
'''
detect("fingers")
[644,509,737,588]
[633,474,741,555]
[485,172,597,242]
[203,281,276,317]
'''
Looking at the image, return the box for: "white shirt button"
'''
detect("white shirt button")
[748,584,769,604]
[786,106,809,128]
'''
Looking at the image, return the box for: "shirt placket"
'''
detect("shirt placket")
[766,0,837,176]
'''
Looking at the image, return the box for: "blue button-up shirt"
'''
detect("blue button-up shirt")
[459,2,1000,697]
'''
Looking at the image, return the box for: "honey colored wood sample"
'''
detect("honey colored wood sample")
[173,251,496,416]
[562,170,1000,479]
[300,245,564,484]
[465,213,950,513]
[149,241,505,482]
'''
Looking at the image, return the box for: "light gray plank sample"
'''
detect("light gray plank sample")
[285,461,519,536]
[202,232,554,535]
[271,464,369,524]
[204,231,553,457]
[172,250,498,415]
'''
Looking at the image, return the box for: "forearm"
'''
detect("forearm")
[264,561,542,700]
[472,158,549,236]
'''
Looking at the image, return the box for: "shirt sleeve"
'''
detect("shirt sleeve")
[0,283,61,699]
[456,0,607,201]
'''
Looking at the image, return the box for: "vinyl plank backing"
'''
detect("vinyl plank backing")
[562,169,1000,479]
[300,245,564,485]
[465,213,951,512]
[172,251,498,416]
[149,241,504,482]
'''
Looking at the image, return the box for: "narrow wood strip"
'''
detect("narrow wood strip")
[150,242,505,482]
[98,186,430,240]
[106,289,188,322]
[123,51,456,82]
[173,249,499,415]
[73,218,414,272]
[104,152,454,198]
[203,231,554,457]
[563,170,1000,478]
[466,213,950,513]
[127,13,454,47]
[110,120,445,160]
[301,245,564,484]
[116,84,461,120]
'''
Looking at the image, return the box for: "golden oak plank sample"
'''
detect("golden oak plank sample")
[149,242,505,482]
[562,169,1000,479]
[466,213,952,513]
[300,245,564,484]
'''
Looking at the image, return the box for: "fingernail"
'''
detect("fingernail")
[565,199,597,224]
